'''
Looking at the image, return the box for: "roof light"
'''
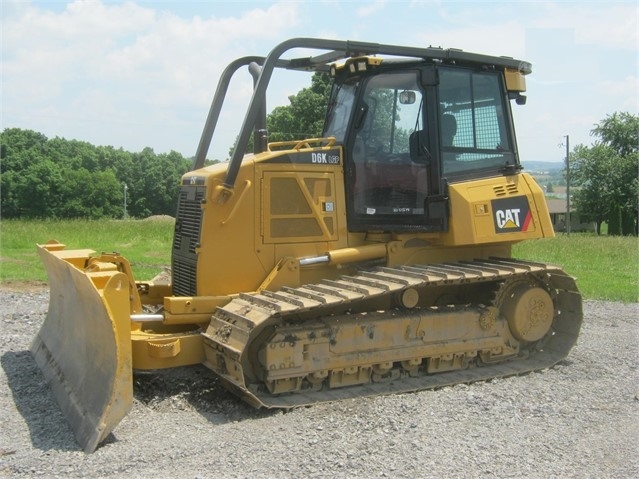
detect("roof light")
[340,57,383,76]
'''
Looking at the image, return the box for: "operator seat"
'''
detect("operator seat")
[440,114,458,173]
[441,114,457,147]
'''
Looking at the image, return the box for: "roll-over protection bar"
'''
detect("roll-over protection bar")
[192,37,532,189]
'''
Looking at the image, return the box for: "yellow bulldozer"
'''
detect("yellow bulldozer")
[32,38,583,452]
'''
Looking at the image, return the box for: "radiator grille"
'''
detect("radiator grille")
[172,186,205,296]
[172,258,198,297]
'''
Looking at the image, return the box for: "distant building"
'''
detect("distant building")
[545,198,595,233]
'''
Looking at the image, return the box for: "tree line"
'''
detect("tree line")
[1,128,196,219]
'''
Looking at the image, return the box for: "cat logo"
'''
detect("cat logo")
[491,196,533,233]
[496,208,522,229]
[183,175,205,186]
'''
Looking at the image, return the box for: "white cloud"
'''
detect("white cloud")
[599,76,639,112]
[98,3,300,105]
[414,20,527,58]
[357,0,387,17]
[409,2,637,58]
[533,3,637,50]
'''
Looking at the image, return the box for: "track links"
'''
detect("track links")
[201,257,583,408]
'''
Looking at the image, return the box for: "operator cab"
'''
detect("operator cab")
[323,57,520,233]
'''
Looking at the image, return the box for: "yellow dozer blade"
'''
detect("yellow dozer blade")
[31,243,133,453]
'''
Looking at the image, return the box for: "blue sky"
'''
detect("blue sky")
[1,0,637,163]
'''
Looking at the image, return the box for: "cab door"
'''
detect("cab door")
[344,67,447,233]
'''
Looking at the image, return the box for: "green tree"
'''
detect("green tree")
[46,137,99,171]
[268,72,332,142]
[1,129,47,217]
[591,111,639,157]
[18,159,64,218]
[0,170,21,216]
[0,128,48,174]
[128,148,190,217]
[572,112,638,236]
[58,168,122,219]
[571,144,616,234]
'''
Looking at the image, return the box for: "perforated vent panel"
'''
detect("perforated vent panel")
[493,184,519,197]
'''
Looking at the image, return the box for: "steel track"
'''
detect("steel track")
[202,258,583,408]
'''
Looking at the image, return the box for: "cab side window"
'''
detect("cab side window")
[439,68,514,175]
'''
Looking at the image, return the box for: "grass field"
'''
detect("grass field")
[0,218,174,283]
[1,219,637,302]
[513,234,638,302]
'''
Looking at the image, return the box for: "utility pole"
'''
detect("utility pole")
[565,135,570,236]
[123,183,128,220]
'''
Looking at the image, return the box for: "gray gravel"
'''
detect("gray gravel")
[1,289,637,478]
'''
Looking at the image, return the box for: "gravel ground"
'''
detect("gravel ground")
[1,289,637,479]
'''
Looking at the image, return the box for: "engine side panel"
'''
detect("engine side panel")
[441,172,554,246]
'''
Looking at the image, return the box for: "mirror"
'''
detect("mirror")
[399,90,416,104]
